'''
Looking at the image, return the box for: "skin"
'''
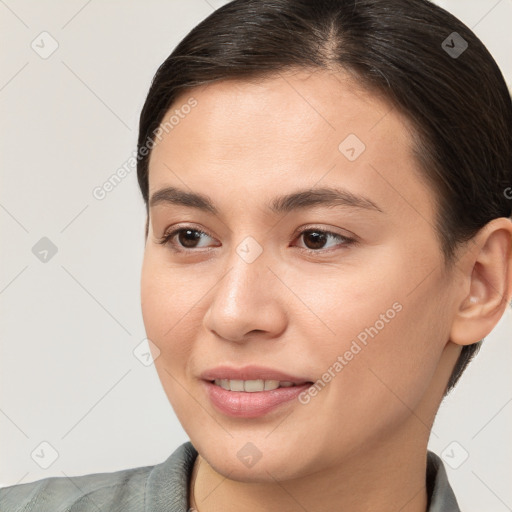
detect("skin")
[140,68,512,512]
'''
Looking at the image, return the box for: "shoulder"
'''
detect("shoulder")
[0,441,198,512]
[0,462,152,512]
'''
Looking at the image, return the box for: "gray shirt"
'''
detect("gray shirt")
[0,442,461,511]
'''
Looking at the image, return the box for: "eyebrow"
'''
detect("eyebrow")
[149,186,383,214]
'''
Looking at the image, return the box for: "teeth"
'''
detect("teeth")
[213,379,298,392]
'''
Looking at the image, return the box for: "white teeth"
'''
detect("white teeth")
[229,379,245,391]
[213,379,298,392]
[263,380,281,391]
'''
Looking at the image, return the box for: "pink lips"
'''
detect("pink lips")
[199,365,314,418]
[203,380,313,418]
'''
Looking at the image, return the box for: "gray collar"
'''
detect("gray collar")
[427,450,461,511]
[146,442,460,511]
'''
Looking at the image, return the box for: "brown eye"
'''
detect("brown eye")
[157,225,355,255]
[301,230,329,250]
[296,228,354,253]
[177,229,203,248]
[157,227,216,251]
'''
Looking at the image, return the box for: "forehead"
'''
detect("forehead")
[147,68,435,221]
[151,69,403,164]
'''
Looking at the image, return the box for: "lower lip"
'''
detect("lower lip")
[203,380,313,418]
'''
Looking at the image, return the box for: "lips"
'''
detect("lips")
[203,380,313,418]
[199,364,313,384]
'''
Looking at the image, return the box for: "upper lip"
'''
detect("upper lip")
[200,365,313,384]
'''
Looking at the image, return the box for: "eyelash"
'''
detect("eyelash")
[156,225,357,255]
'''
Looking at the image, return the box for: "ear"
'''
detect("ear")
[450,217,512,346]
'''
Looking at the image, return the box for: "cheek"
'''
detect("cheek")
[288,251,451,412]
[140,249,197,358]
[285,260,403,353]
[141,247,200,322]
[342,289,451,447]
[140,250,200,424]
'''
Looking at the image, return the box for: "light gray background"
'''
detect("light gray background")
[1,1,511,510]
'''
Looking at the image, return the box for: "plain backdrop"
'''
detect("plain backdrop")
[1,1,511,510]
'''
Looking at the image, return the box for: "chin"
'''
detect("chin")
[191,436,323,483]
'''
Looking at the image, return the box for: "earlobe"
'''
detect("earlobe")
[450,218,512,346]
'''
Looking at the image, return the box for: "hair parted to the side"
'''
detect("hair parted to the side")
[136,0,512,393]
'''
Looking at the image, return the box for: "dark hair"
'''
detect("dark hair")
[136,0,512,392]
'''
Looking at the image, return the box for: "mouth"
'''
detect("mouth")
[203,379,315,418]
[200,365,314,390]
[207,378,314,392]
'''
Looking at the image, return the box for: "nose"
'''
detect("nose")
[202,242,288,343]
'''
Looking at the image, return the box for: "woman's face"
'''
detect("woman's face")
[141,68,462,480]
